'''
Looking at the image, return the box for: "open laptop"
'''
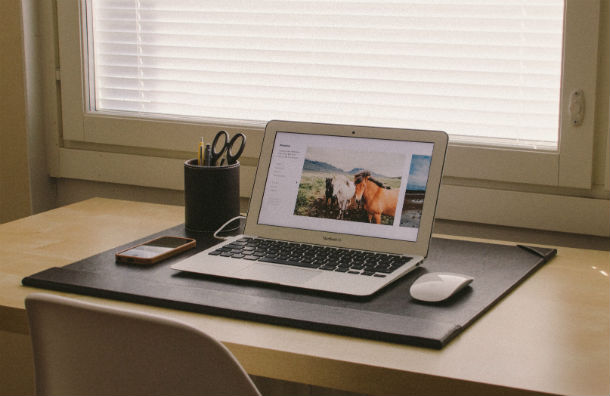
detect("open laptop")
[172,120,448,296]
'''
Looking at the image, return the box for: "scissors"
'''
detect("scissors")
[210,130,246,166]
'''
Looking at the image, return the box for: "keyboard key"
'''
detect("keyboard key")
[337,262,351,268]
[260,257,319,269]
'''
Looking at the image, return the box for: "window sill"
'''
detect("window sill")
[53,147,610,237]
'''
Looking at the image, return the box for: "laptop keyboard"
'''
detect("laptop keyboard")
[208,237,412,278]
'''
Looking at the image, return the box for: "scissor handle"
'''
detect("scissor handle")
[210,130,229,165]
[226,133,246,165]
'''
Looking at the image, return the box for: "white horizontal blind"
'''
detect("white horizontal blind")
[86,0,564,148]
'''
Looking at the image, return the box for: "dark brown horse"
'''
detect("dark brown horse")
[325,177,338,209]
[354,171,398,224]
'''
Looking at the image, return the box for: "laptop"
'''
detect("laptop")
[172,120,448,296]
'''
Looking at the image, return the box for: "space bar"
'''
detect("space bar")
[259,257,319,269]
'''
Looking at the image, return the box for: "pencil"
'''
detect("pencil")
[198,137,204,165]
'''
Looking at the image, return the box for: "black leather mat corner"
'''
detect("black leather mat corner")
[22,225,556,349]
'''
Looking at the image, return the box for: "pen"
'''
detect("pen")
[204,144,212,166]
[198,137,204,165]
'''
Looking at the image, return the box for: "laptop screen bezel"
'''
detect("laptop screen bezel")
[244,120,448,257]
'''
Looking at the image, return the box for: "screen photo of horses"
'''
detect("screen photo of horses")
[293,146,405,225]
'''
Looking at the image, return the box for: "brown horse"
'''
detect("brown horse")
[354,171,398,224]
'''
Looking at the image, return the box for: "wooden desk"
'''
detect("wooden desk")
[1,198,608,396]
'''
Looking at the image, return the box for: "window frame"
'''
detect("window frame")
[51,0,607,235]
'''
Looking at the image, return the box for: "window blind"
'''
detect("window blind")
[86,0,564,148]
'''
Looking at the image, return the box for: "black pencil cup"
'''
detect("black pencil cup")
[184,159,240,233]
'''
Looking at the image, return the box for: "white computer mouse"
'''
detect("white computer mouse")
[409,272,474,303]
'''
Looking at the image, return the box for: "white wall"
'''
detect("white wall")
[0,0,32,223]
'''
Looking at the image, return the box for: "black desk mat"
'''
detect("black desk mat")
[22,225,556,349]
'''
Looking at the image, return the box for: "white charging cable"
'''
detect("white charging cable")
[213,215,246,240]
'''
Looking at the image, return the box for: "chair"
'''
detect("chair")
[25,293,261,396]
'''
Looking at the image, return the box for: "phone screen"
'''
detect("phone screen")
[119,237,192,259]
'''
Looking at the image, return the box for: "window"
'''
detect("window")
[51,0,606,235]
[86,0,564,149]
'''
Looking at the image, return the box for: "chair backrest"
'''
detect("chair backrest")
[25,293,261,396]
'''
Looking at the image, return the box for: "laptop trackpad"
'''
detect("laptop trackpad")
[237,263,320,285]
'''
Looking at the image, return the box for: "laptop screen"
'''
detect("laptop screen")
[257,132,434,242]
